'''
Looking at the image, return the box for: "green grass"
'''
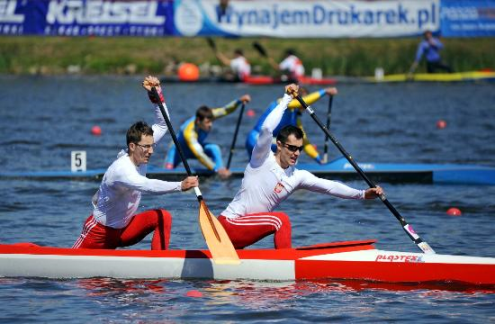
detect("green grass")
[0,36,493,76]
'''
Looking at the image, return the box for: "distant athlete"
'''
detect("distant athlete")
[215,48,251,81]
[219,83,383,249]
[245,87,337,164]
[164,94,251,179]
[268,49,305,82]
[73,76,198,250]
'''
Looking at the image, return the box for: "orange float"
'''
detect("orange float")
[178,63,199,81]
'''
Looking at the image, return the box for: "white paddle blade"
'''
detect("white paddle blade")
[418,242,436,254]
[198,201,241,265]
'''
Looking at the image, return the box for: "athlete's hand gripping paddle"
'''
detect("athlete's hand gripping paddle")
[150,86,240,265]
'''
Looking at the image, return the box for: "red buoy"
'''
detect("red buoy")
[436,120,447,129]
[246,109,255,117]
[185,290,203,298]
[91,125,102,136]
[446,207,462,216]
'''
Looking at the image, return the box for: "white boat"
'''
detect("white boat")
[1,240,494,286]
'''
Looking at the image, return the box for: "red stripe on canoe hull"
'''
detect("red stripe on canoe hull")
[296,260,495,285]
[0,240,375,260]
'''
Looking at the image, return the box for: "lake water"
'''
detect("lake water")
[0,75,494,323]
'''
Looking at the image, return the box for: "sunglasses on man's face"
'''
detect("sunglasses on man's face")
[283,143,304,153]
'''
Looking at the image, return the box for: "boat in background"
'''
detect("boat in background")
[0,240,494,286]
[367,70,495,83]
[2,157,494,185]
[160,75,337,85]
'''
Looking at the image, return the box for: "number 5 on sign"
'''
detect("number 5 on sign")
[71,151,87,172]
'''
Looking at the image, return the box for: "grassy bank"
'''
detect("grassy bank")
[0,36,493,76]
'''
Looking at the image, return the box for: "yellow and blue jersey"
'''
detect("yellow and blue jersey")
[165,99,242,171]
[246,89,326,162]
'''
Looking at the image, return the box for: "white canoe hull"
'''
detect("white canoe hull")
[1,240,494,285]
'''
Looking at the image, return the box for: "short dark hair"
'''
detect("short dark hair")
[234,49,243,56]
[126,121,153,146]
[285,48,296,56]
[276,125,304,143]
[196,105,214,122]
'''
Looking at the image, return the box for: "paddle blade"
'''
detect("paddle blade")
[198,201,240,265]
[206,37,216,52]
[253,41,268,57]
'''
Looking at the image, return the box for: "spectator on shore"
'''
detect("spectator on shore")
[409,30,453,76]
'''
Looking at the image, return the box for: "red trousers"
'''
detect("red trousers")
[73,209,172,250]
[218,212,292,249]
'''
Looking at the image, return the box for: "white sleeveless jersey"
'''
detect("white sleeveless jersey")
[230,56,251,79]
[221,94,364,219]
[279,55,305,78]
[92,103,182,229]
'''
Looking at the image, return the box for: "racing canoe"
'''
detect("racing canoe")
[367,71,495,83]
[0,240,494,285]
[2,157,494,185]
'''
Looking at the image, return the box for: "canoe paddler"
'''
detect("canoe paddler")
[269,48,305,83]
[73,76,199,250]
[219,83,383,249]
[164,94,251,179]
[245,86,337,164]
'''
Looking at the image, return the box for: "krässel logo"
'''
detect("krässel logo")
[175,1,203,36]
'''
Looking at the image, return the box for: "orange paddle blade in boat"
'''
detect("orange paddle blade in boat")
[198,200,240,265]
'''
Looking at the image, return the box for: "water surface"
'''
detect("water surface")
[0,76,494,323]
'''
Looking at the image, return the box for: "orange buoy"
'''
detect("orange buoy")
[178,63,199,81]
[436,120,447,129]
[91,125,102,136]
[246,109,256,117]
[446,207,462,216]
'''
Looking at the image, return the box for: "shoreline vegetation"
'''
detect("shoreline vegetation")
[0,36,493,77]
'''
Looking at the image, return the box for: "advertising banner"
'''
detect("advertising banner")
[173,0,440,38]
[440,0,495,37]
[2,0,494,38]
[0,0,174,36]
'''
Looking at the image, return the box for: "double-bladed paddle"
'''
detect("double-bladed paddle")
[151,87,240,265]
[295,94,436,255]
[226,102,246,169]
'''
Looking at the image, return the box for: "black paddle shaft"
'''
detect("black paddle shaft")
[151,88,202,201]
[226,103,246,169]
[323,95,333,159]
[253,42,268,57]
[295,95,435,254]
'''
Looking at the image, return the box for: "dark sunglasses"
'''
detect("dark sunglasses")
[283,143,304,153]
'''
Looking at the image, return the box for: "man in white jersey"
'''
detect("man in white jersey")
[73,76,199,250]
[218,83,383,249]
[268,49,305,82]
[214,48,251,81]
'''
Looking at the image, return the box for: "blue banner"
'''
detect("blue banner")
[441,0,495,37]
[0,0,174,36]
[1,0,494,37]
